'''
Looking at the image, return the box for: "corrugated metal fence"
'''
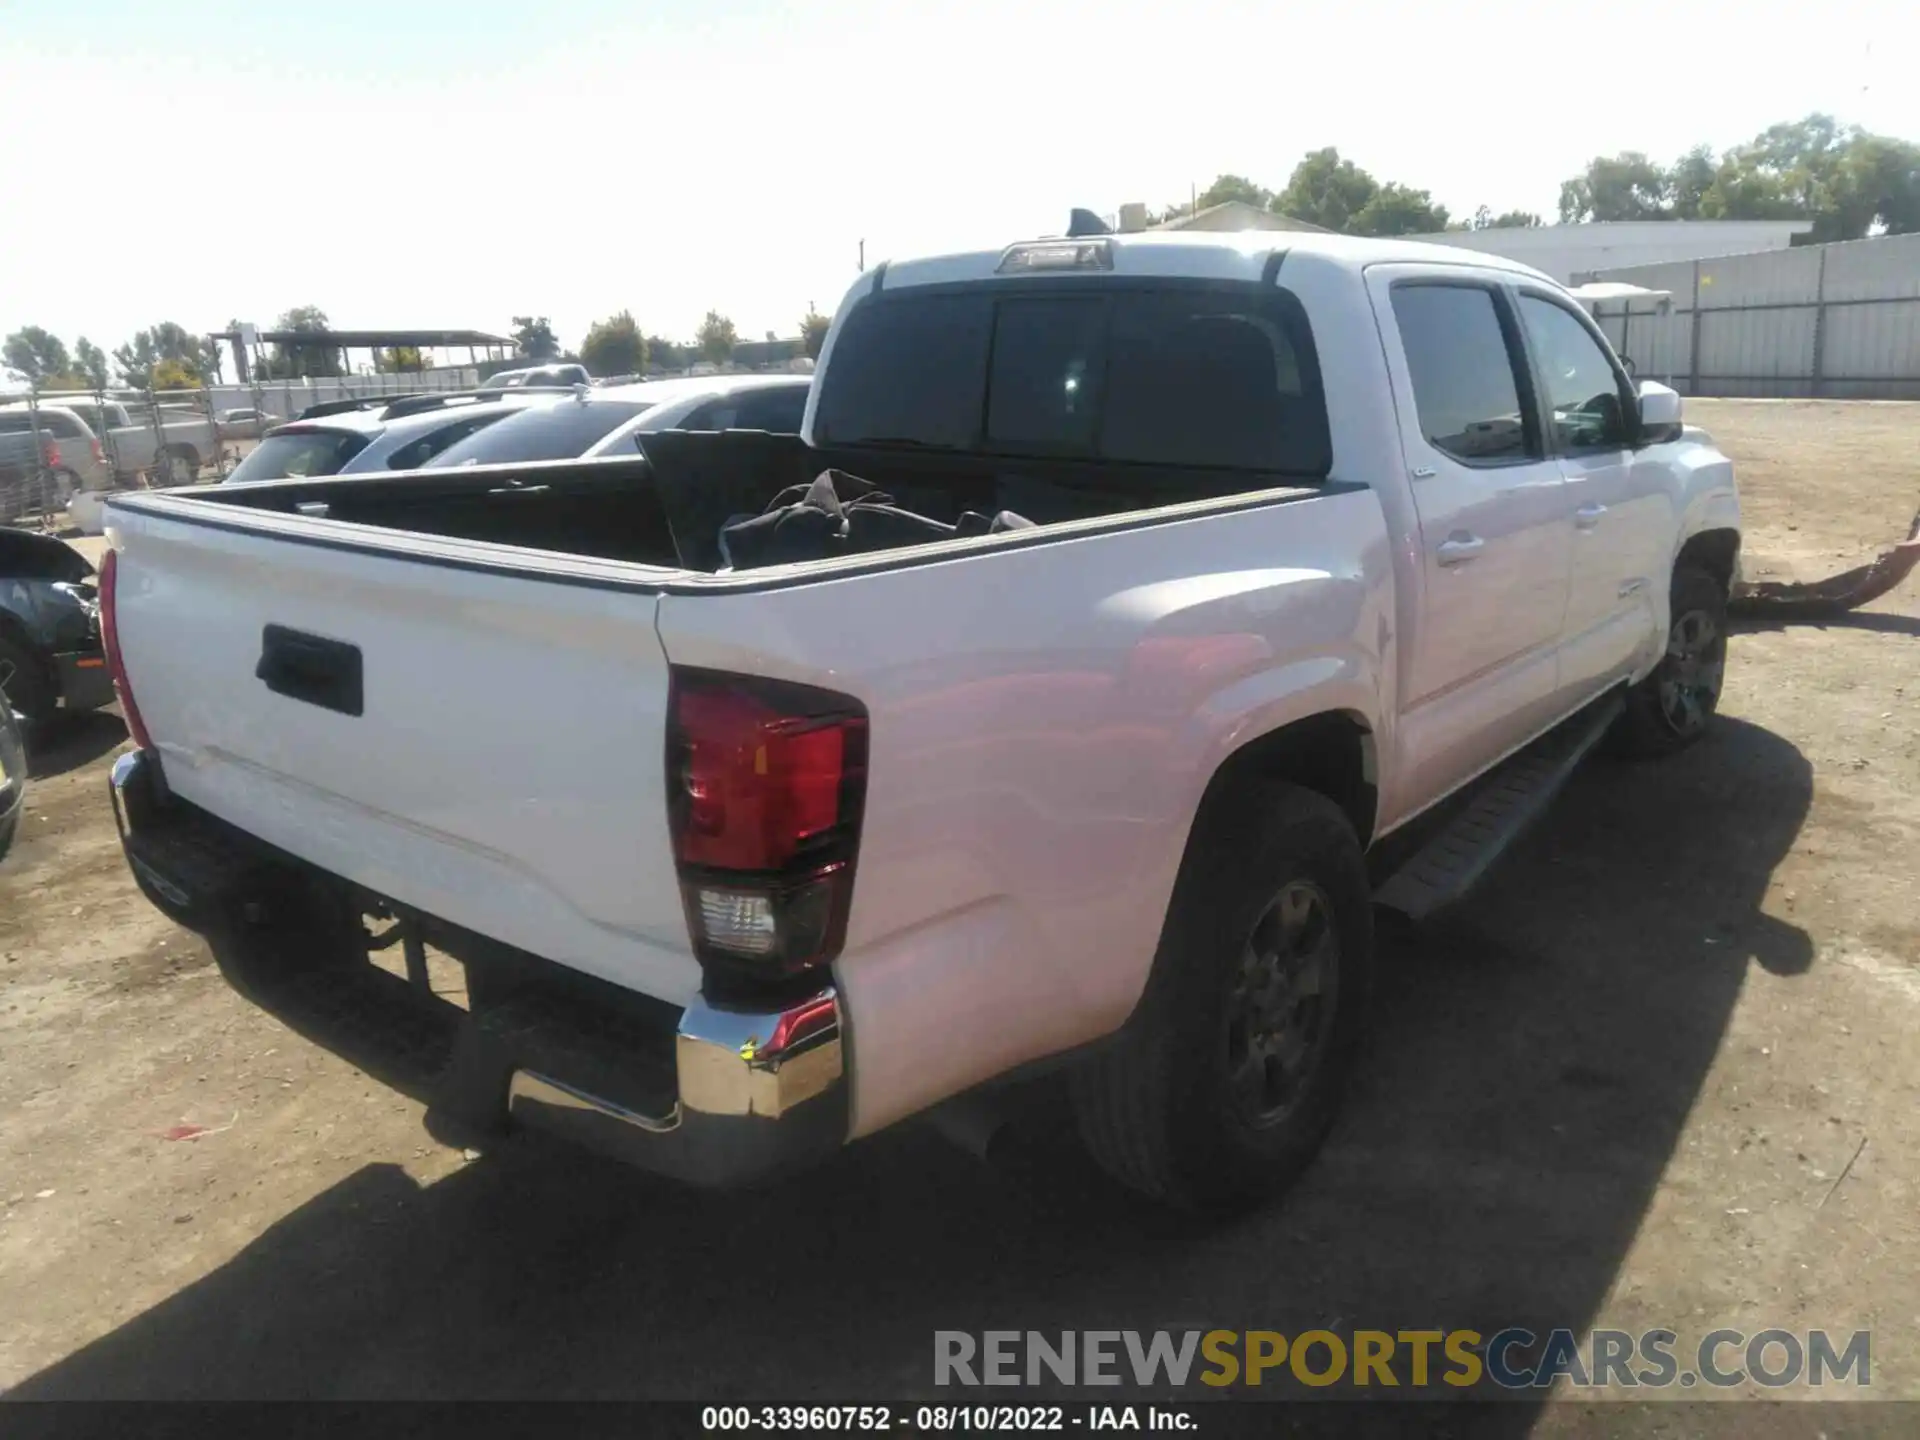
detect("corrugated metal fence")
[1587,232,1920,400]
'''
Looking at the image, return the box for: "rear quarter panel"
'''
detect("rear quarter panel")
[656,488,1394,1135]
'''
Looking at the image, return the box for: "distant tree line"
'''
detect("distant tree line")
[1144,113,1918,242]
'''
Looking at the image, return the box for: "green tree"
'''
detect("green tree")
[511,315,561,361]
[1709,115,1920,239]
[114,321,216,386]
[375,346,426,373]
[579,310,647,377]
[799,307,831,361]
[73,337,110,389]
[258,305,342,379]
[696,310,738,367]
[1557,151,1671,223]
[1555,116,1920,241]
[1350,182,1450,236]
[1196,173,1273,211]
[1667,144,1718,220]
[1274,148,1380,231]
[3,326,71,384]
[150,359,199,390]
[1468,206,1542,230]
[1839,133,1920,236]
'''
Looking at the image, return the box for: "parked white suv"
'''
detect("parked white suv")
[101,224,1738,1210]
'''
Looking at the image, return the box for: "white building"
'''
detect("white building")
[1408,220,1814,283]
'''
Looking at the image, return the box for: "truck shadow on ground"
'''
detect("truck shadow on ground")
[26,710,126,781]
[16,717,1813,1421]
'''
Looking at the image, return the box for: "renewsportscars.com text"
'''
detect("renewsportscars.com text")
[934,1328,1871,1391]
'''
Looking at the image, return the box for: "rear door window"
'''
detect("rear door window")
[1390,283,1538,464]
[420,399,653,466]
[374,412,513,470]
[225,428,371,482]
[681,386,810,433]
[729,384,809,432]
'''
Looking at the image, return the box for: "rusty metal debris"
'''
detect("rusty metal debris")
[1731,507,1920,620]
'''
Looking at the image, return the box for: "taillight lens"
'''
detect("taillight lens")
[98,549,156,752]
[43,440,61,468]
[91,438,106,465]
[667,669,868,976]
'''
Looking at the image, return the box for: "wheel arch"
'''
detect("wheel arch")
[1676,526,1741,592]
[1197,709,1379,851]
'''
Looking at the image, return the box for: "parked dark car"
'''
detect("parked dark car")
[0,701,23,863]
[0,527,116,723]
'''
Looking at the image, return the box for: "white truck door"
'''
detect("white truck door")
[1367,266,1573,809]
[1511,289,1666,707]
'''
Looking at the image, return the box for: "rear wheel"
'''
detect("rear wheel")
[1614,565,1728,758]
[1070,782,1373,1212]
[0,636,56,724]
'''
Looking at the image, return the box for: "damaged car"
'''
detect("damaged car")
[0,527,116,724]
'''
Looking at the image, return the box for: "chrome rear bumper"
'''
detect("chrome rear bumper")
[504,988,848,1185]
[110,747,848,1187]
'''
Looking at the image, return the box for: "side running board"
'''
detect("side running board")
[1373,695,1624,922]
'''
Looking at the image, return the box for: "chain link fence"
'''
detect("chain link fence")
[2,369,478,531]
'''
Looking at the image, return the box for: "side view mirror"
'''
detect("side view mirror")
[1636,379,1683,440]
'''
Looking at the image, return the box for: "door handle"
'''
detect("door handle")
[256,624,364,717]
[1575,503,1608,530]
[1436,533,1484,567]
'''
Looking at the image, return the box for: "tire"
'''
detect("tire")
[1613,565,1728,759]
[52,468,80,506]
[1070,782,1374,1212]
[0,635,57,724]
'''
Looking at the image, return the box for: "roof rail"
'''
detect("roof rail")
[297,394,420,420]
[379,385,582,420]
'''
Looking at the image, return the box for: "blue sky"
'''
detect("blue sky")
[2,0,1910,364]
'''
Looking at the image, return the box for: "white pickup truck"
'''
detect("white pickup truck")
[101,225,1740,1210]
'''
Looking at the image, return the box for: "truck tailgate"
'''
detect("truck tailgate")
[110,507,702,1006]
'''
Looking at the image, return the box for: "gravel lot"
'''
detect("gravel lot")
[2,401,1916,1421]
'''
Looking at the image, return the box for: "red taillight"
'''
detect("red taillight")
[764,991,840,1054]
[43,439,61,468]
[667,669,868,976]
[91,438,106,465]
[98,550,156,752]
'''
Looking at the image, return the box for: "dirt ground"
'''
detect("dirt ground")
[1,401,1916,1419]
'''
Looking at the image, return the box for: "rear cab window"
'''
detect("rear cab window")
[812,281,1330,481]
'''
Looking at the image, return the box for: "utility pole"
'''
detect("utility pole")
[858,239,865,273]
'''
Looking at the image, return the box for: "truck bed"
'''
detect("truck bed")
[174,431,1333,576]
